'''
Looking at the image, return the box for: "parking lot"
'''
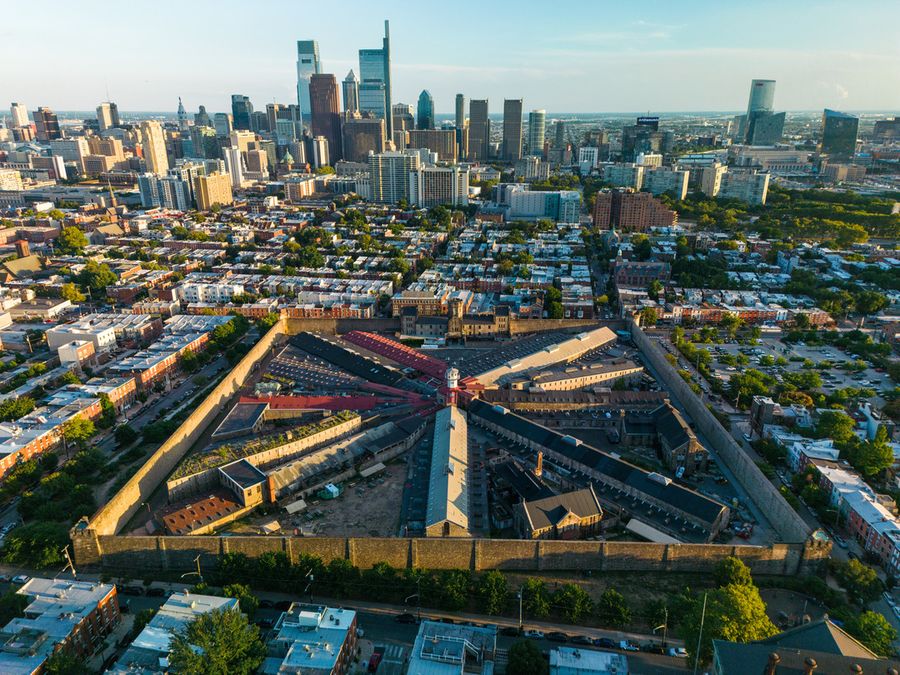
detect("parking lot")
[266,344,362,393]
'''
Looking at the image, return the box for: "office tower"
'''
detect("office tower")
[194,172,233,210]
[33,107,61,141]
[246,149,268,175]
[410,165,469,207]
[139,120,169,174]
[231,94,253,130]
[873,118,899,143]
[527,109,546,157]
[368,151,420,203]
[214,113,233,137]
[455,94,465,129]
[88,136,125,161]
[49,138,89,174]
[578,147,599,173]
[392,103,415,133]
[622,117,664,162]
[742,79,784,145]
[230,130,255,155]
[515,156,550,181]
[554,120,566,147]
[108,102,120,128]
[642,166,690,200]
[502,99,524,161]
[265,104,281,134]
[309,73,342,163]
[592,189,677,232]
[195,105,212,128]
[9,103,28,128]
[407,129,457,162]
[189,126,218,158]
[342,116,386,163]
[96,102,114,131]
[223,146,245,188]
[358,20,392,139]
[137,173,161,208]
[310,136,329,168]
[296,40,321,122]
[250,110,269,133]
[603,164,644,190]
[820,109,859,159]
[177,97,189,131]
[416,90,435,130]
[342,71,359,114]
[274,105,303,144]
[468,99,490,161]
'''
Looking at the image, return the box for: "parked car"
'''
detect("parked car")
[546,631,568,643]
[395,613,417,624]
[570,635,593,646]
[834,536,848,549]
[500,626,521,636]
[0,574,10,582]
[668,647,689,658]
[619,640,639,652]
[11,575,30,585]
[523,629,545,638]
[594,637,617,649]
[146,587,166,597]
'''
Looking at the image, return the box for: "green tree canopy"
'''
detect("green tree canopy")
[849,425,894,477]
[596,588,631,628]
[507,640,549,675]
[57,226,88,254]
[60,282,85,303]
[476,570,508,615]
[713,556,753,588]
[222,584,259,619]
[78,261,118,292]
[521,578,551,619]
[62,417,95,448]
[846,611,898,656]
[554,583,593,623]
[168,608,265,675]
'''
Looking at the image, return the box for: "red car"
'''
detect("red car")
[368,652,383,672]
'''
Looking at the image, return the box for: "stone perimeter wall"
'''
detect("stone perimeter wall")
[80,534,825,577]
[629,321,813,544]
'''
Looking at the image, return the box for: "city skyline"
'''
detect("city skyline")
[4,0,898,114]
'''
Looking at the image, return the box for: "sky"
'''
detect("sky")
[3,0,899,115]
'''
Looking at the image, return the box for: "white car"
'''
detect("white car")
[668,647,688,658]
[523,629,545,638]
[11,575,29,585]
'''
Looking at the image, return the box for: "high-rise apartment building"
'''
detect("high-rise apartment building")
[502,99,524,161]
[358,21,392,139]
[231,94,253,131]
[368,150,420,203]
[820,109,859,159]
[310,136,330,168]
[416,90,435,130]
[296,40,321,122]
[410,165,469,207]
[554,120,567,147]
[603,163,644,190]
[392,103,415,137]
[138,120,169,174]
[699,163,728,197]
[592,189,677,232]
[642,166,690,200]
[223,146,245,188]
[309,74,342,164]
[342,70,359,114]
[194,172,233,210]
[468,99,490,161]
[718,170,770,205]
[527,109,546,157]
[33,107,61,141]
[407,129,457,162]
[455,94,465,129]
[342,116,386,163]
[9,102,28,128]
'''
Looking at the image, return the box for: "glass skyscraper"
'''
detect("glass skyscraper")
[358,21,392,139]
[296,40,321,127]
[417,90,435,130]
[820,109,859,158]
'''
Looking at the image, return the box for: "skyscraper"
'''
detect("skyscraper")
[742,79,784,145]
[527,109,546,157]
[309,73,342,164]
[820,109,859,159]
[214,113,233,138]
[96,102,114,131]
[455,94,465,129]
[468,99,490,161]
[195,105,212,128]
[138,120,169,174]
[358,20,392,139]
[554,120,566,147]
[296,40,321,123]
[9,103,28,128]
[368,150,420,203]
[177,97,189,131]
[231,94,253,131]
[342,70,359,114]
[33,107,61,141]
[417,90,435,130]
[502,99,524,161]
[342,117,386,163]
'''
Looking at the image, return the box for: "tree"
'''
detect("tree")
[60,282,85,303]
[60,371,80,385]
[639,307,658,327]
[0,397,35,422]
[114,424,139,447]
[833,559,883,604]
[521,578,551,619]
[846,611,897,656]
[719,314,743,339]
[728,370,775,408]
[815,410,857,445]
[554,583,593,623]
[168,608,265,675]
[57,226,88,254]
[647,279,663,301]
[476,571,508,615]
[223,584,259,619]
[0,521,69,568]
[849,425,894,477]
[713,556,753,588]
[78,261,118,292]
[680,583,778,667]
[43,650,92,674]
[596,588,631,628]
[62,417,94,449]
[507,640,548,675]
[97,393,116,429]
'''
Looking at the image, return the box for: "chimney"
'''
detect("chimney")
[802,657,817,675]
[764,652,781,675]
[534,451,543,478]
[14,240,29,258]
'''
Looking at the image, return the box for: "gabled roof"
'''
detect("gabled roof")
[756,619,877,659]
[522,486,602,532]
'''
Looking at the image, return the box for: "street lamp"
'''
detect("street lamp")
[517,589,523,631]
[652,607,668,649]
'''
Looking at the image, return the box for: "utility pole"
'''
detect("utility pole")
[517,588,523,631]
[61,545,77,579]
[693,592,708,675]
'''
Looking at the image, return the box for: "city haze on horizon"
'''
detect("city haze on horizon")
[4,0,899,114]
